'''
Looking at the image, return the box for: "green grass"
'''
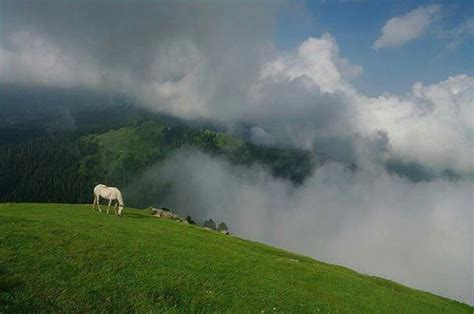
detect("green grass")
[0,203,471,313]
[77,121,164,179]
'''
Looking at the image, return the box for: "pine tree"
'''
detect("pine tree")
[185,215,195,225]
[217,222,228,231]
[203,218,216,230]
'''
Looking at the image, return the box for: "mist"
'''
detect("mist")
[134,149,473,304]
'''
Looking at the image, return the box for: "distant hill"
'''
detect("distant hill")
[0,203,471,312]
[0,118,318,206]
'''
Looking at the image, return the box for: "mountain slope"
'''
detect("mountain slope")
[0,203,471,312]
[0,120,317,206]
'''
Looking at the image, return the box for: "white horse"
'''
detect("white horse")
[93,184,124,216]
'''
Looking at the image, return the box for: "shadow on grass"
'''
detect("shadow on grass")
[0,265,23,309]
[122,212,151,219]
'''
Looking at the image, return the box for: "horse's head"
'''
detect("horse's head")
[118,204,124,216]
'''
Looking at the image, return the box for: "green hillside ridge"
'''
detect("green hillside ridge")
[0,119,317,206]
[0,203,471,312]
[77,120,246,184]
[78,120,315,207]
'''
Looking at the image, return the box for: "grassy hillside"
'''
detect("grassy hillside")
[0,203,471,313]
[77,120,316,187]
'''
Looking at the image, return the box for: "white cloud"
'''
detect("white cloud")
[2,27,472,174]
[0,31,101,88]
[373,5,441,50]
[260,34,361,93]
[253,36,474,174]
[246,34,360,149]
[1,23,472,175]
[354,74,474,174]
[250,127,277,146]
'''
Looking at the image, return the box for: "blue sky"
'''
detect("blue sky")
[276,0,473,96]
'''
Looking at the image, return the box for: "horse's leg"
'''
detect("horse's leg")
[115,202,118,215]
[93,194,96,210]
[97,196,102,213]
[107,199,112,214]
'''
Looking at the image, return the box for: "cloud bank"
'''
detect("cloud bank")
[373,5,441,50]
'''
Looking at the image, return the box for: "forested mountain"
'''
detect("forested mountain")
[0,118,319,207]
